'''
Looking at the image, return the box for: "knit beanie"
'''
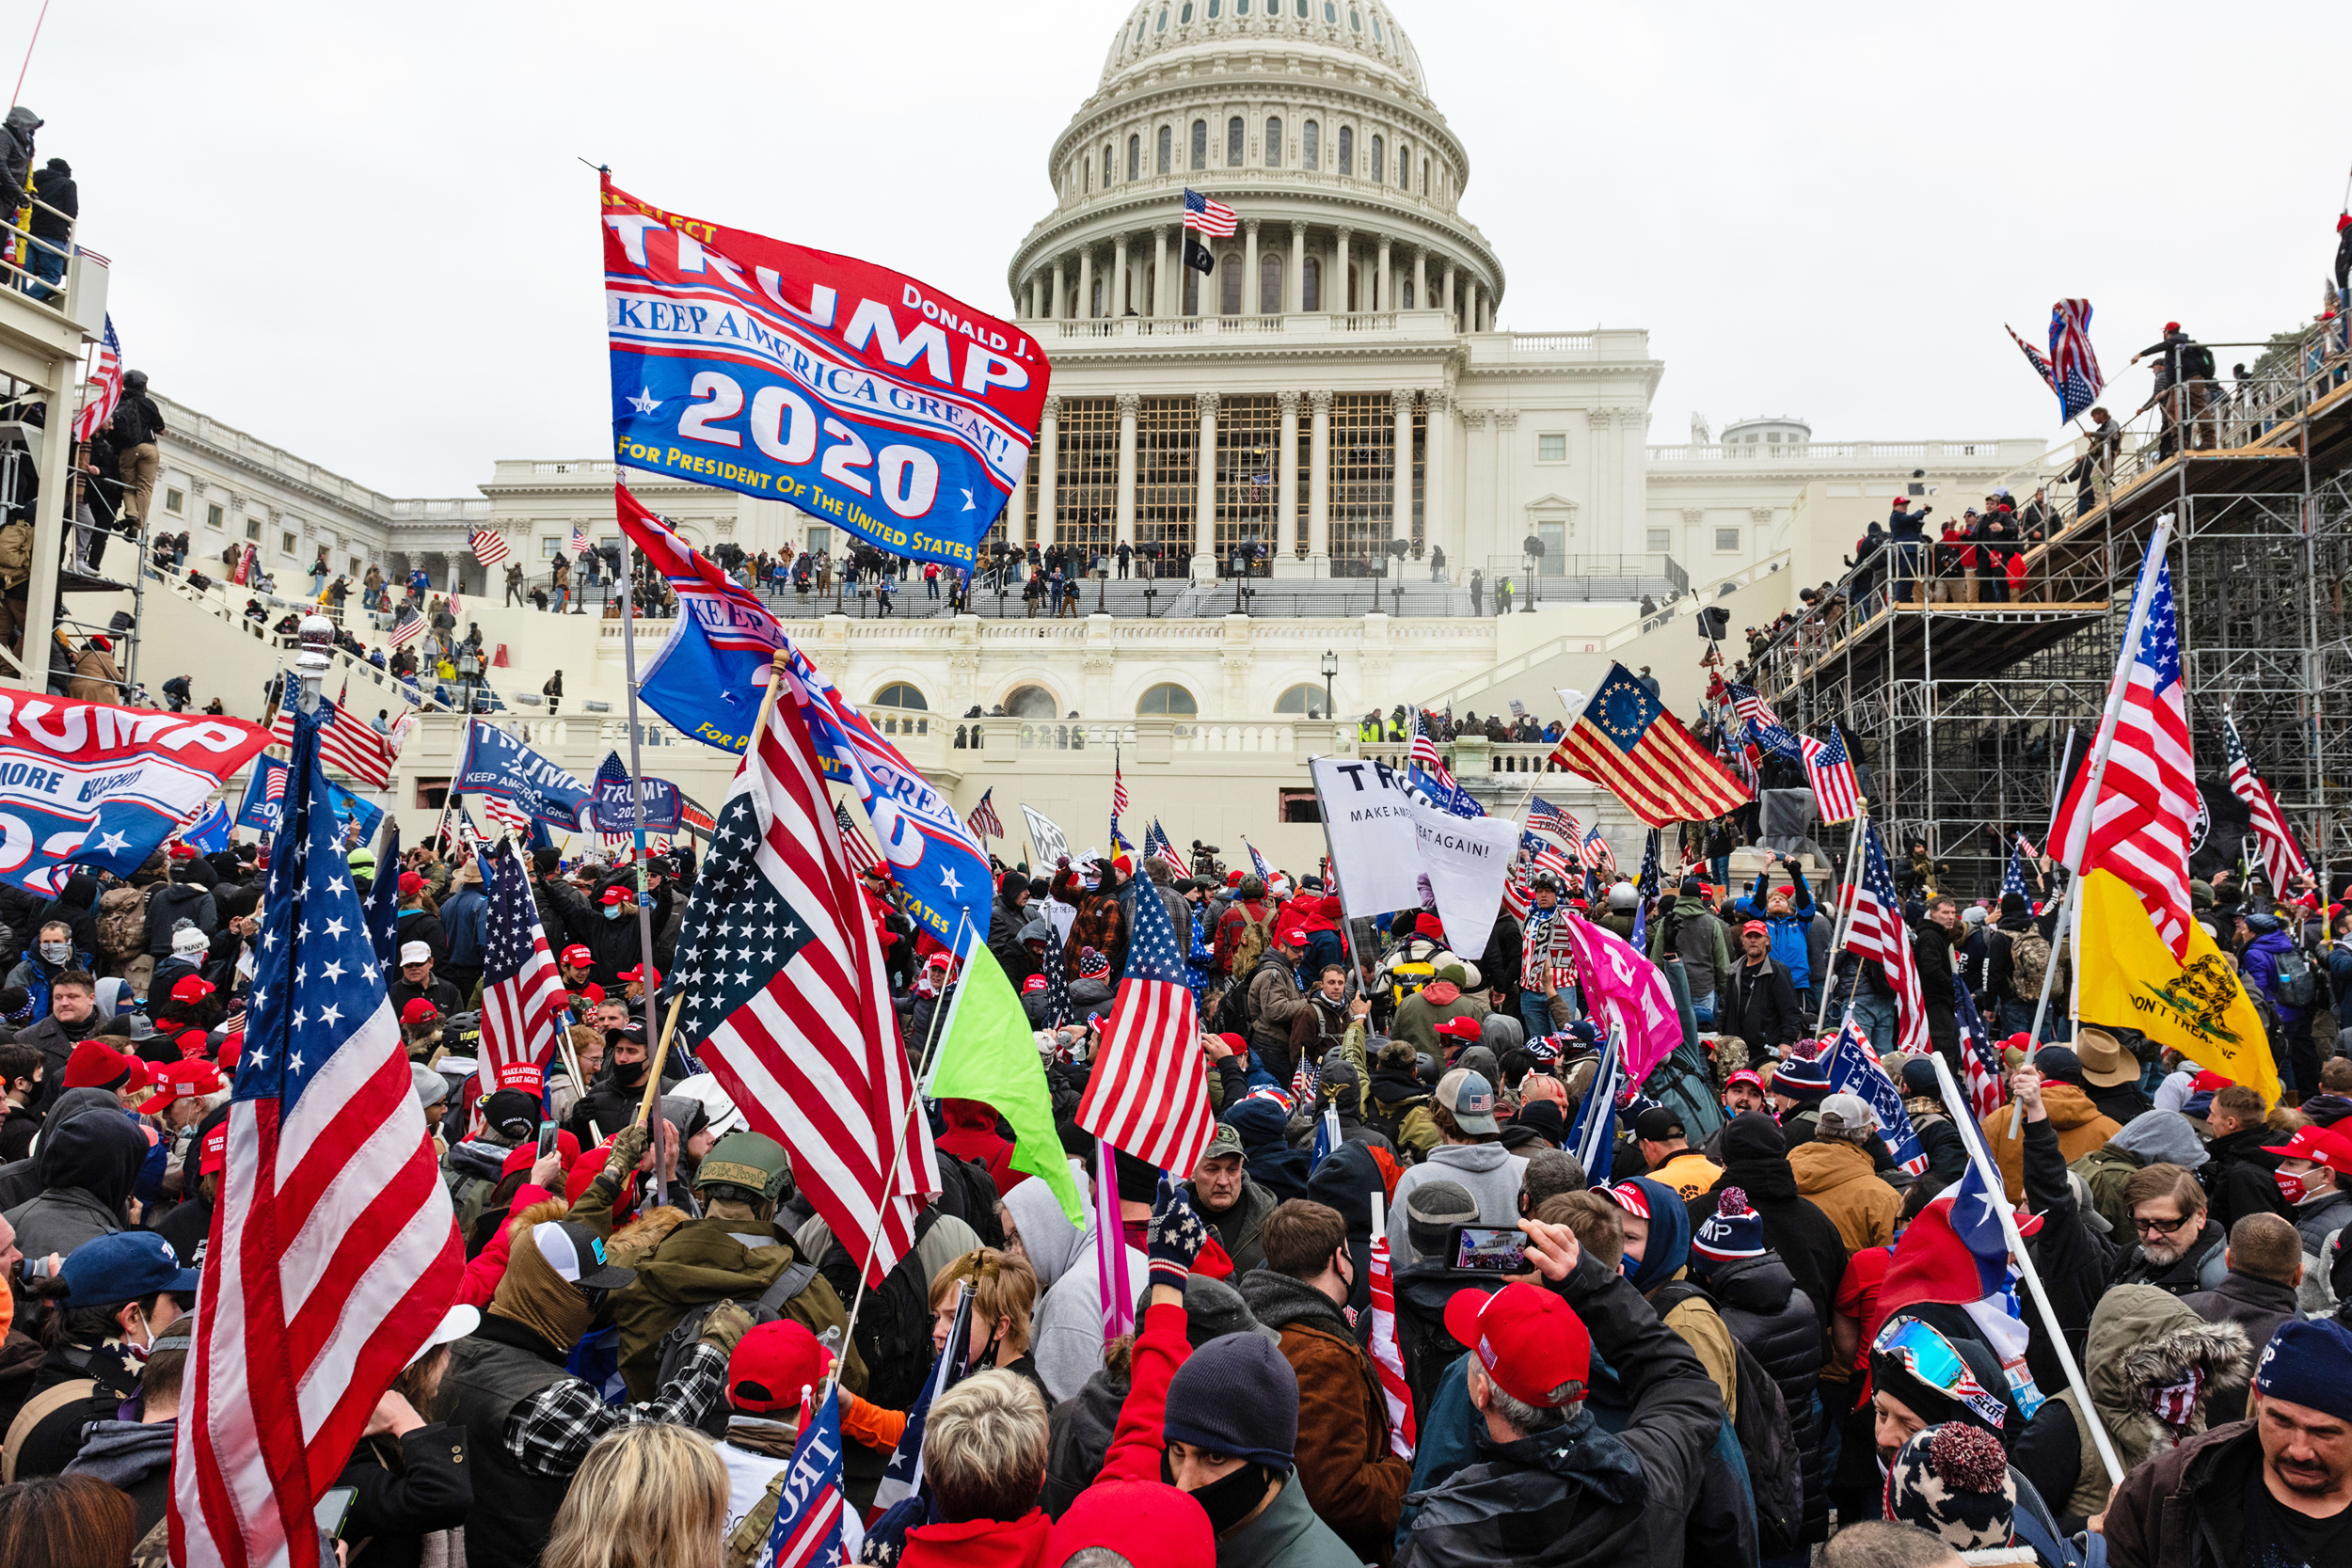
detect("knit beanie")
[1884,1424,2017,1550]
[1692,1187,1766,1266]
[1768,1051,1833,1102]
[1163,1333,1298,1472]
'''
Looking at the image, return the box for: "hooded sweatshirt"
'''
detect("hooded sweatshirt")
[1786,1138,1902,1254]
[1,1101,145,1257]
[1687,1112,1849,1334]
[1226,1097,1310,1203]
[1979,1084,2119,1203]
[1385,1142,1527,1262]
[2083,1285,2249,1488]
[1002,1164,1148,1403]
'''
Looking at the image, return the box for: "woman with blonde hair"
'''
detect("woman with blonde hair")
[541,1422,729,1568]
[837,1247,1044,1453]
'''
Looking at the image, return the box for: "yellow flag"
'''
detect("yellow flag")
[2077,868,2281,1102]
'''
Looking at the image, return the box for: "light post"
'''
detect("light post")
[1320,649,1338,721]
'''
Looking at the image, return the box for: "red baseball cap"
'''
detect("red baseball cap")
[1724,1069,1767,1094]
[1740,920,1769,938]
[599,887,629,906]
[199,1120,230,1176]
[1021,973,1047,994]
[560,944,593,967]
[618,963,658,985]
[63,1039,140,1091]
[2262,1124,2352,1175]
[1435,1017,1484,1041]
[578,983,607,1006]
[170,974,217,1005]
[1443,1279,1591,1407]
[398,871,425,895]
[217,1030,245,1071]
[138,1059,227,1116]
[2190,1069,2234,1093]
[727,1320,832,1415]
[400,997,441,1026]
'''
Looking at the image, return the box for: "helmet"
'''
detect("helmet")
[122,370,148,391]
[695,1131,791,1203]
[1608,881,1638,912]
[1531,872,1563,895]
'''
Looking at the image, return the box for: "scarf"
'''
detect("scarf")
[2149,1370,2204,1430]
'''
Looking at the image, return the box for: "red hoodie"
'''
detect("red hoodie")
[900,1508,1055,1568]
[1039,1299,1216,1568]
[936,1099,1025,1196]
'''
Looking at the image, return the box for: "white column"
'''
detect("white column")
[1375,235,1391,311]
[1460,407,1489,566]
[1050,259,1065,321]
[1334,227,1351,313]
[1115,392,1139,551]
[1412,246,1427,312]
[1025,275,1038,319]
[1194,390,1219,577]
[1152,226,1169,317]
[1039,395,1061,544]
[1495,410,1518,572]
[1309,388,1332,565]
[1077,246,1094,320]
[1442,263,1455,325]
[1289,220,1306,314]
[1112,231,1130,316]
[1241,218,1260,316]
[1391,388,1414,547]
[1275,389,1301,573]
[1423,388,1449,563]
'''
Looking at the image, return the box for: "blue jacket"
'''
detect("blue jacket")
[1888,505,1930,544]
[1734,871,1816,992]
[2241,928,2307,1024]
[441,885,489,968]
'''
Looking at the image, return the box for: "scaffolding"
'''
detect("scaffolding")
[1745,315,2352,897]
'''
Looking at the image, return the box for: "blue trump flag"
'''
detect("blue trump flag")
[453,721,591,831]
[589,749,681,833]
[1825,1010,1928,1175]
[236,755,384,844]
[181,800,232,854]
[753,1384,862,1568]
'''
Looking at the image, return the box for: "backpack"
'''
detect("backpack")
[1225,905,1274,977]
[2274,944,2317,1009]
[650,1255,828,1435]
[94,885,149,964]
[2008,928,2053,1001]
[2181,342,2217,382]
[812,1207,948,1413]
[1650,1283,1805,1557]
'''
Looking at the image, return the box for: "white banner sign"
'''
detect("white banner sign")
[1022,803,1071,867]
[1311,756,1517,958]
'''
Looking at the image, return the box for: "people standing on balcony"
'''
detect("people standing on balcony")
[2132,322,2211,458]
[25,157,72,304]
[543,670,562,716]
[1468,568,1484,616]
[108,371,165,531]
[1495,576,1514,615]
[549,551,571,613]
[0,105,39,228]
[1976,509,2015,604]
[1885,497,1931,603]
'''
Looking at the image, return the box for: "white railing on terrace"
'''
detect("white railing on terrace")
[1033,313,1637,357]
[1645,439,2045,463]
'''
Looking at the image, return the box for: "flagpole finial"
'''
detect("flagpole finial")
[294,615,336,714]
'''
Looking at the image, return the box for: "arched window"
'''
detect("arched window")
[1137,683,1199,716]
[873,682,928,710]
[1157,123,1172,173]
[1337,125,1352,175]
[1227,117,1244,166]
[1134,12,1147,42]
[1004,685,1058,719]
[1324,0,1336,18]
[1348,6,1361,31]
[1260,253,1281,314]
[1371,11,1382,40]
[1402,280,1413,308]
[1303,254,1320,311]
[1370,135,1383,183]
[1208,0,1219,13]
[1220,256,1243,315]
[1083,158,1092,194]
[1303,119,1319,166]
[1275,684,1328,718]
[1236,0,1248,12]
[1396,140,1408,185]
[1264,116,1281,167]
[1191,119,1208,169]
[1179,0,1193,17]
[1104,145,1115,187]
[1157,7,1170,31]
[1297,0,1309,14]
[1128,134,1140,181]
[1421,156,1429,195]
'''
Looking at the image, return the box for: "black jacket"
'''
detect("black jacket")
[110,390,166,449]
[333,1425,473,1568]
[2017,1109,2117,1401]
[2201,1126,2293,1232]
[1699,1251,1827,1543]
[1687,1114,1850,1335]
[28,162,72,243]
[2180,1270,2297,1427]
[1721,955,1801,1050]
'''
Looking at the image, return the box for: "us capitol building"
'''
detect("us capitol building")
[126,0,2054,863]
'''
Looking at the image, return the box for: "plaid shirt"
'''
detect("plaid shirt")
[506,1340,729,1478]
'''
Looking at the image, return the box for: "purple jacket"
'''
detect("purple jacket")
[2240,927,2306,1023]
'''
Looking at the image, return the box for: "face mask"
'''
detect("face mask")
[612,1056,645,1086]
[605,906,626,921]
[2275,1166,2324,1205]
[1165,1456,1277,1536]
[39,942,69,964]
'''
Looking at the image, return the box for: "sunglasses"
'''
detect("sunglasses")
[2133,1212,2193,1235]
[1872,1316,2006,1430]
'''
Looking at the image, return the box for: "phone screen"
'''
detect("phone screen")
[314,1484,358,1541]
[537,1119,559,1158]
[1451,1226,1530,1275]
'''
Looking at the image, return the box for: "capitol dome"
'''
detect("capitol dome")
[1007,0,1500,327]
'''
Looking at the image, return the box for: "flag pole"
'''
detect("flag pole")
[618,546,665,1101]
[1930,1053,2125,1488]
[1814,807,1870,1036]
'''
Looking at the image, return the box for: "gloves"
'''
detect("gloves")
[604,1120,651,1179]
[1146,1178,1206,1292]
[700,1301,756,1354]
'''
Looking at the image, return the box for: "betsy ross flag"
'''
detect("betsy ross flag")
[1368,1226,1417,1460]
[1551,663,1748,829]
[2222,716,2310,895]
[469,529,513,569]
[753,1385,862,1568]
[966,788,1004,842]
[1074,843,1217,1177]
[1843,821,1930,1056]
[663,672,939,1286]
[270,698,402,789]
[2049,555,2196,956]
[170,695,459,1568]
[74,314,123,443]
[476,842,571,1097]
[1183,188,1238,236]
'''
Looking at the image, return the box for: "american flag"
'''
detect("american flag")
[1407,708,1444,771]
[74,314,122,444]
[664,681,938,1287]
[1579,822,1615,871]
[481,792,531,839]
[835,800,883,879]
[2002,837,2035,904]
[571,524,592,555]
[469,529,512,569]
[1521,832,1573,880]
[1112,758,1129,819]
[1143,818,1189,876]
[1246,839,1274,882]
[1073,844,1217,1176]
[476,842,571,1097]
[2222,716,2311,894]
[1551,664,1749,829]
[2049,299,2106,423]
[1502,869,1532,919]
[1842,821,1929,1055]
[2049,557,2196,956]
[1183,188,1238,237]
[754,1386,858,1568]
[1804,722,1863,826]
[387,608,424,650]
[966,788,1004,841]
[270,698,401,789]
[263,766,287,806]
[1825,1010,1930,1176]
[1726,684,1801,761]
[1367,1225,1417,1460]
[1037,915,1072,1030]
[1953,984,2007,1119]
[171,696,459,1568]
[1527,795,1575,841]
[1630,828,1662,950]
[2007,324,2066,421]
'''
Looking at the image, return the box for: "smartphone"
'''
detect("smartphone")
[1448,1225,1530,1275]
[314,1483,358,1542]
[537,1118,559,1159]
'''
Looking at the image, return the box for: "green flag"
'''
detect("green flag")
[927,940,1086,1226]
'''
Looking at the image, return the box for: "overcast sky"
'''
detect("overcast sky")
[26,0,2345,496]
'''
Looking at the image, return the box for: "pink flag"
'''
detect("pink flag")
[1368,1224,1416,1460]
[1094,1139,1136,1342]
[1556,913,1684,1085]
